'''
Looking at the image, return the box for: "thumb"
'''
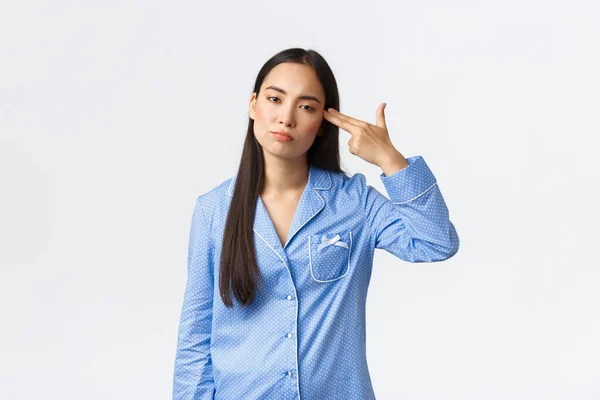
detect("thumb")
[376,102,387,129]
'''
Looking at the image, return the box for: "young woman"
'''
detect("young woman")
[173,47,459,400]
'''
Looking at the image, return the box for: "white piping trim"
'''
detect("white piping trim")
[308,231,352,283]
[227,168,333,197]
[231,168,333,400]
[392,182,438,205]
[284,189,325,249]
[252,228,301,399]
[313,169,332,190]
[227,177,234,196]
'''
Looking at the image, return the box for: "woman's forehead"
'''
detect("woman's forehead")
[262,63,324,99]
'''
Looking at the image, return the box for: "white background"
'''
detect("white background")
[1,1,599,399]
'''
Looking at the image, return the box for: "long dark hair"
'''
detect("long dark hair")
[219,48,342,307]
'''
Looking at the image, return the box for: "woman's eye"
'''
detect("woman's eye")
[268,96,313,112]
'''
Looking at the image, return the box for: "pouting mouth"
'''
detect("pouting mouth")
[271,131,292,138]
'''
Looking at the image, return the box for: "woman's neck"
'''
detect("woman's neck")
[261,155,309,196]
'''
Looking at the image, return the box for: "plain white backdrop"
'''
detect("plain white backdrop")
[1,1,599,399]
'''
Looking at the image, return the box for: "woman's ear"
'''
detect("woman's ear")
[248,92,257,120]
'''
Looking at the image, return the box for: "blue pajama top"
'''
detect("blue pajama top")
[173,155,460,399]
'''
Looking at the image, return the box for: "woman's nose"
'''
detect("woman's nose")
[279,106,296,127]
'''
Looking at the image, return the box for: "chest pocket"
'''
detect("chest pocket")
[308,231,353,282]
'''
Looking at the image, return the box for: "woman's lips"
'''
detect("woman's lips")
[271,131,293,142]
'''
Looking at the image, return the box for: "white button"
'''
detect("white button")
[287,371,293,376]
[287,333,292,338]
[286,295,292,300]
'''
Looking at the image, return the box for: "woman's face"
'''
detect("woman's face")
[249,62,326,162]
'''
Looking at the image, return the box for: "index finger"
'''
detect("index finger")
[326,108,367,127]
[323,109,359,135]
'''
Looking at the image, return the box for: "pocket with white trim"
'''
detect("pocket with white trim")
[308,231,353,282]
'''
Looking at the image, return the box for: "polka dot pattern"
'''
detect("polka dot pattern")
[173,155,460,399]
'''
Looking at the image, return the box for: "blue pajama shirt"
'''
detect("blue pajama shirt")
[173,155,460,400]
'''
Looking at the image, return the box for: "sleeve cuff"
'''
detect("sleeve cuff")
[379,155,437,203]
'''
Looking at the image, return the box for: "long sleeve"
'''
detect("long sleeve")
[362,155,460,262]
[173,196,216,400]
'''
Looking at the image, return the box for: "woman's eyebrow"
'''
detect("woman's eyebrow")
[265,85,322,104]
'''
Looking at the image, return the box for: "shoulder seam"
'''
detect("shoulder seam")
[353,173,375,244]
[196,196,215,253]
